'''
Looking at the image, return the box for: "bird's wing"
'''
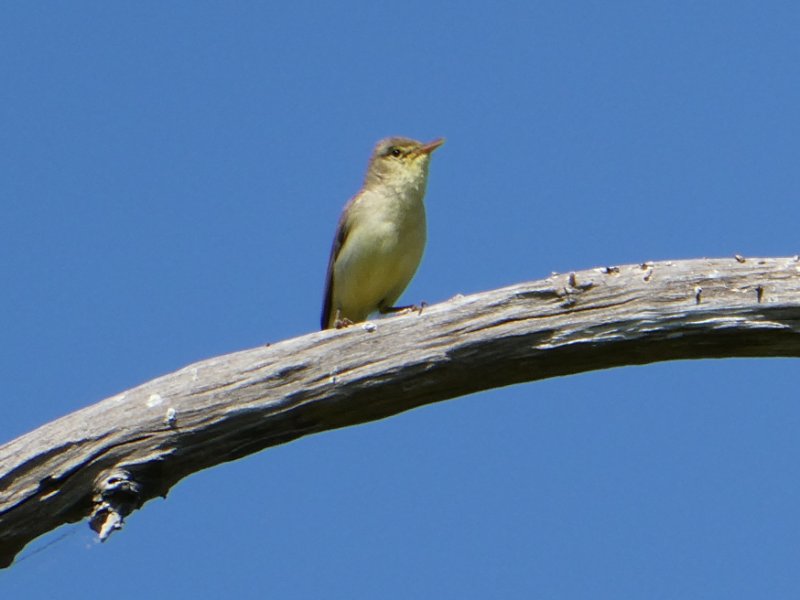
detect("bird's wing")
[320,199,355,329]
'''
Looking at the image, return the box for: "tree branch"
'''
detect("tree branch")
[2,256,800,567]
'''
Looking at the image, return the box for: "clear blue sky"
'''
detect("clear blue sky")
[2,2,799,598]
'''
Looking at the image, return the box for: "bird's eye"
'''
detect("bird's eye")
[389,147,402,157]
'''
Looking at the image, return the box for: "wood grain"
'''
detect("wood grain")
[2,256,799,567]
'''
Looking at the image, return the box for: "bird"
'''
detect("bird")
[321,136,444,329]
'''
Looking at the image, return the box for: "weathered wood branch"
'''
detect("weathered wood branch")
[2,256,799,567]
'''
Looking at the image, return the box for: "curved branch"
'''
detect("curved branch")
[2,256,800,567]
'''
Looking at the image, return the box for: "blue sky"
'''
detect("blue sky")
[2,2,799,598]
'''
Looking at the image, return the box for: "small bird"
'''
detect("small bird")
[321,136,444,329]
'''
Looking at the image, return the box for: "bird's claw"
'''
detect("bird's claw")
[334,317,354,329]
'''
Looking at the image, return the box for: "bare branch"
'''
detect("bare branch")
[2,256,799,567]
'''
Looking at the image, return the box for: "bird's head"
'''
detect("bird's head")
[364,137,445,193]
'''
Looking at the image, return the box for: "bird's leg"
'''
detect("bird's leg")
[333,309,354,329]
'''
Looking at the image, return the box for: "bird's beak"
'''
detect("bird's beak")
[415,138,445,156]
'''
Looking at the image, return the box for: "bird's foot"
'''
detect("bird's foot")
[411,301,427,315]
[381,301,427,317]
[334,317,354,329]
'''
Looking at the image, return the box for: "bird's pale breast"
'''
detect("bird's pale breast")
[332,188,426,323]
